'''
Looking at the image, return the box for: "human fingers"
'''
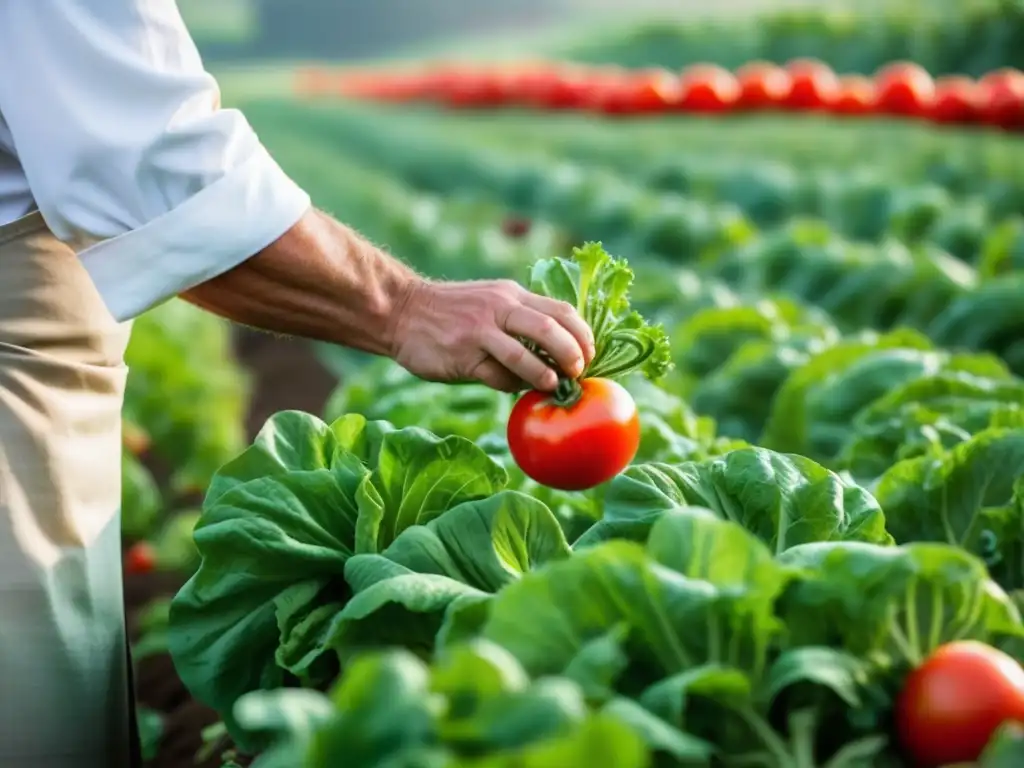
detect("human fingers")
[502,305,586,379]
[470,357,524,393]
[521,294,596,365]
[481,330,559,391]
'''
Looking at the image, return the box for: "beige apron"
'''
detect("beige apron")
[0,211,137,767]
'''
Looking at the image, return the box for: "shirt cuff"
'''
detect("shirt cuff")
[78,145,312,322]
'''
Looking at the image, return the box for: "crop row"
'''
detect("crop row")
[324,60,1024,132]
[162,241,1024,767]
[341,107,1024,230]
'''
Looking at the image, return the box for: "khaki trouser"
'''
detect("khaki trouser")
[0,212,138,766]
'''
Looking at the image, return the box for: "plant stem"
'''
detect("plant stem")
[787,710,819,768]
[738,707,794,767]
[551,376,583,408]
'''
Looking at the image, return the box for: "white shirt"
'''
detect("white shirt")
[0,0,312,321]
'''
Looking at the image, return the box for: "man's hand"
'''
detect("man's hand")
[390,279,595,392]
[182,208,593,392]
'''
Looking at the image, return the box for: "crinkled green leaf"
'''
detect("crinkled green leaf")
[527,242,672,381]
[762,329,935,456]
[586,449,891,554]
[838,372,1024,480]
[354,428,508,554]
[325,359,508,442]
[644,507,793,594]
[873,428,1024,584]
[330,491,570,654]
[169,468,361,748]
[481,541,780,684]
[766,336,1007,462]
[778,541,1024,665]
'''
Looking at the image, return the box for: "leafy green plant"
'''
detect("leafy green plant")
[232,641,651,768]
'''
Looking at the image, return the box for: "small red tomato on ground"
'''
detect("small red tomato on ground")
[782,58,840,110]
[830,75,876,116]
[735,61,791,110]
[507,378,640,491]
[873,61,935,117]
[124,542,157,575]
[679,64,741,113]
[896,640,1024,767]
[929,75,982,124]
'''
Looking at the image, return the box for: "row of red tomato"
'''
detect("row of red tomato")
[300,59,1024,131]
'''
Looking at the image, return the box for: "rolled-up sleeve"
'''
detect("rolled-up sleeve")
[0,0,312,321]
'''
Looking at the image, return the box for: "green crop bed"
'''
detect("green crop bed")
[120,44,1024,767]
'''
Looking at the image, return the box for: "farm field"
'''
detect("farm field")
[123,6,1024,768]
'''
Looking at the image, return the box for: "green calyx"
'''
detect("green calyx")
[551,375,584,408]
[523,242,673,392]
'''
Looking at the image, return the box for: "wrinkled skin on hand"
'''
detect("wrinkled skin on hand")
[390,279,595,392]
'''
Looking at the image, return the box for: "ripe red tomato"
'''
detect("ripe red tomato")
[500,63,549,104]
[896,641,1024,767]
[977,69,1024,130]
[979,68,1024,91]
[586,69,638,115]
[507,378,640,491]
[873,61,935,117]
[929,75,981,124]
[831,75,876,116]
[373,73,432,103]
[620,68,683,113]
[782,58,840,110]
[735,61,791,109]
[679,64,741,113]
[124,542,157,575]
[523,67,592,109]
[441,69,511,109]
[421,65,465,101]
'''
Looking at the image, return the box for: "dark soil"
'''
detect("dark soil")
[234,328,339,438]
[125,330,338,767]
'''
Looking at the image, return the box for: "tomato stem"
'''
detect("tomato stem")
[552,376,583,407]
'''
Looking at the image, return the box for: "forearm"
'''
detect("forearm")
[181,208,421,356]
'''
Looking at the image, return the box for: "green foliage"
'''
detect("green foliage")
[124,299,249,494]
